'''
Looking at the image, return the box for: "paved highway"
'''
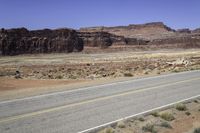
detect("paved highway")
[0,70,200,133]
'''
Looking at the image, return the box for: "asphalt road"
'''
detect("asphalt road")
[0,70,200,133]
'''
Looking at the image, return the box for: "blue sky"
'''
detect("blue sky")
[0,0,200,30]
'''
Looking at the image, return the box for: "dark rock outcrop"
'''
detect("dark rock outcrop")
[192,28,200,33]
[176,28,191,33]
[0,28,83,55]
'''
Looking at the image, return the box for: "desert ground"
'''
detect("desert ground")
[0,49,200,132]
[0,49,200,100]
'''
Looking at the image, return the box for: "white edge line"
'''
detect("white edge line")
[0,70,199,104]
[78,94,200,133]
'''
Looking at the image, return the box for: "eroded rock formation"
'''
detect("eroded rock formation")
[79,22,176,40]
[78,31,149,47]
[77,32,113,48]
[79,22,200,48]
[0,28,83,55]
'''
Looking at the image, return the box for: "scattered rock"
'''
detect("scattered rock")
[15,70,21,79]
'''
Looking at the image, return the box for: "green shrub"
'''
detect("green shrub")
[194,100,199,103]
[124,72,133,77]
[157,71,161,74]
[138,117,145,121]
[160,122,172,129]
[144,71,149,74]
[172,69,181,73]
[117,121,125,128]
[142,123,157,133]
[151,112,159,117]
[55,75,63,79]
[194,128,200,133]
[159,112,175,121]
[103,127,114,133]
[185,111,191,116]
[176,103,187,111]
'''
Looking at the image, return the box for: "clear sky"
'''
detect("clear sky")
[0,0,200,30]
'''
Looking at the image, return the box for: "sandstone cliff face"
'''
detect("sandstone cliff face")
[1,22,200,55]
[79,22,200,48]
[78,32,113,48]
[0,28,83,55]
[149,34,200,48]
[78,31,149,47]
[79,22,176,40]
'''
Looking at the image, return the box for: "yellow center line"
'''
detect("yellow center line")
[0,77,199,124]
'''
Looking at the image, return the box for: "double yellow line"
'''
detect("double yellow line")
[0,77,200,124]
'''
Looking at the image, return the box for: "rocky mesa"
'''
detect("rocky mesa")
[79,22,200,48]
[1,22,200,55]
[79,22,176,40]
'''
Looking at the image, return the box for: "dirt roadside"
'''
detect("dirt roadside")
[97,98,200,133]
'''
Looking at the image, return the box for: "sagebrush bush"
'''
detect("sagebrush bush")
[104,127,114,133]
[138,117,145,121]
[176,103,187,111]
[159,112,175,121]
[185,111,191,116]
[142,123,157,133]
[160,122,172,129]
[123,72,133,77]
[151,112,159,117]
